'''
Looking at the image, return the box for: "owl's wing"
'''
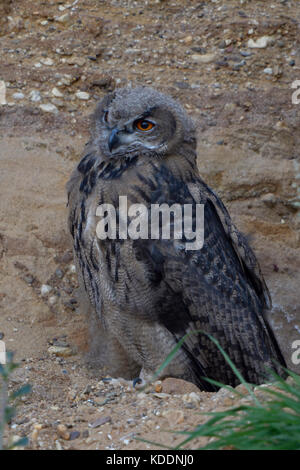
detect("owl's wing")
[187,179,272,310]
[133,178,285,388]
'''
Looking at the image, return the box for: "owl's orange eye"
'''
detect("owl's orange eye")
[135,119,155,131]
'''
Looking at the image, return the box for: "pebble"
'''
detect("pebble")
[24,275,34,284]
[55,268,64,278]
[182,392,202,405]
[66,57,86,66]
[75,91,90,100]
[57,424,70,440]
[0,81,7,105]
[48,345,73,357]
[12,92,25,100]
[55,13,70,24]
[240,50,252,57]
[52,87,64,98]
[89,416,111,428]
[39,103,58,113]
[29,90,41,102]
[247,36,274,48]
[40,58,54,66]
[263,67,273,75]
[184,35,193,45]
[31,423,43,441]
[161,377,201,394]
[69,431,80,440]
[162,409,184,426]
[233,60,246,70]
[153,392,170,399]
[234,383,251,396]
[57,75,74,86]
[40,284,52,296]
[48,295,58,306]
[191,53,216,64]
[55,440,63,450]
[261,193,276,207]
[68,264,76,273]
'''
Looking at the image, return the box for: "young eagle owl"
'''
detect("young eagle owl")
[67,87,285,390]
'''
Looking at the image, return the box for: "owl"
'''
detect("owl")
[67,87,286,390]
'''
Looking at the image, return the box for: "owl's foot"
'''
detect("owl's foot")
[132,376,146,390]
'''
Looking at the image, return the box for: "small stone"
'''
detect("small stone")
[51,98,64,108]
[69,431,80,440]
[233,60,246,71]
[224,102,237,114]
[31,423,43,441]
[39,103,58,113]
[222,396,235,407]
[234,383,251,396]
[12,92,25,100]
[240,50,252,57]
[261,193,276,207]
[162,409,184,426]
[55,440,63,450]
[11,435,25,450]
[155,383,162,393]
[0,81,7,105]
[75,91,90,100]
[66,57,86,66]
[40,58,54,66]
[289,60,295,66]
[48,345,73,357]
[247,36,274,49]
[55,13,70,24]
[24,275,34,284]
[153,392,170,399]
[136,392,147,400]
[52,87,64,98]
[68,264,76,274]
[263,67,273,75]
[29,90,41,102]
[57,424,70,440]
[191,53,216,64]
[41,284,52,296]
[184,35,193,45]
[48,295,58,306]
[182,391,202,405]
[161,377,201,394]
[89,416,111,428]
[55,268,64,278]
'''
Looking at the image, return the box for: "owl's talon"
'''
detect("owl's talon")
[133,377,145,389]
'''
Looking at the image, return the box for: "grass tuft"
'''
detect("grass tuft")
[137,331,300,450]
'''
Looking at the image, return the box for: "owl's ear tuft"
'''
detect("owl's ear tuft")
[92,92,117,125]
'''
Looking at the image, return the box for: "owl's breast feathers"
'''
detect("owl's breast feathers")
[67,150,286,388]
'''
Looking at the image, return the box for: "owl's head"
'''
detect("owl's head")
[92,87,196,159]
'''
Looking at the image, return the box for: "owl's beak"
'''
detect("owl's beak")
[108,127,121,152]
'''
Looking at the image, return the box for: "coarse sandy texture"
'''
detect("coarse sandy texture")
[0,0,299,450]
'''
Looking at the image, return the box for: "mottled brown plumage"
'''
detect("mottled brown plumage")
[67,87,285,389]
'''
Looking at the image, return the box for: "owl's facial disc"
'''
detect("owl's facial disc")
[107,119,155,153]
[106,115,160,155]
[105,106,178,157]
